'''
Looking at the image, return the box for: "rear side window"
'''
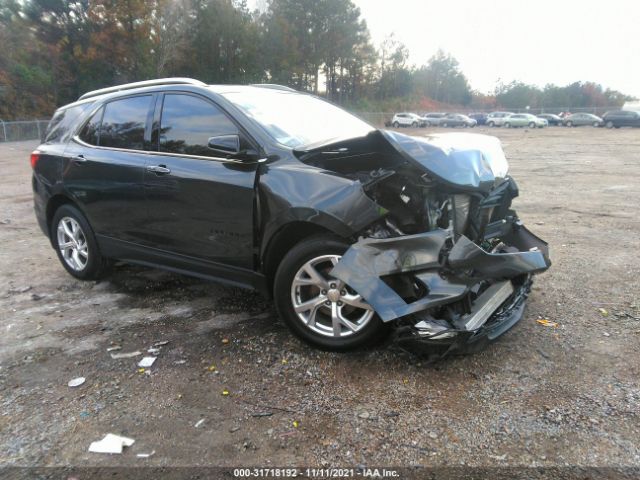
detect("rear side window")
[99,95,152,150]
[79,107,103,145]
[159,94,239,158]
[45,104,92,143]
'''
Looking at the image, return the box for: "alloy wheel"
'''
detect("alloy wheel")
[290,254,374,338]
[56,217,89,271]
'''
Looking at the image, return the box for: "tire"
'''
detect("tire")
[51,204,111,280]
[566,121,573,127]
[273,235,387,351]
[505,122,511,128]
[606,121,614,129]
[442,122,448,128]
[593,121,600,127]
[411,121,417,128]
[488,121,495,127]
[528,121,536,128]
[392,121,399,128]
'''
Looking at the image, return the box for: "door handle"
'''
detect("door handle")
[147,165,171,175]
[71,154,87,164]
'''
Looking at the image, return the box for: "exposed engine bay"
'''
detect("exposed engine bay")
[296,130,551,358]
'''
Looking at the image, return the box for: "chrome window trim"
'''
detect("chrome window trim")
[71,135,255,164]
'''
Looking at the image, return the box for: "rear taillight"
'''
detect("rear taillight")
[30,150,41,169]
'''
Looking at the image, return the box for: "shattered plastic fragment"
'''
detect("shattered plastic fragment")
[536,319,558,327]
[138,357,156,368]
[137,451,155,458]
[153,340,169,347]
[598,308,609,317]
[88,434,135,454]
[194,418,206,428]
[222,389,230,396]
[68,377,86,388]
[147,347,161,355]
[222,338,230,345]
[106,346,122,352]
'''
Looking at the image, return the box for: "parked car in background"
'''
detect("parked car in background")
[537,114,563,126]
[392,113,425,128]
[421,112,447,126]
[602,110,640,128]
[503,114,547,129]
[440,113,477,128]
[563,113,603,127]
[486,112,514,127]
[468,113,488,125]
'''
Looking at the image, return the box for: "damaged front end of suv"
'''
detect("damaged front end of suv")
[295,130,550,357]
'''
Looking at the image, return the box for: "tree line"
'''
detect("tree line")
[0,0,635,120]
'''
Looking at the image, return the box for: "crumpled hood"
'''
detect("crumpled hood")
[380,130,510,191]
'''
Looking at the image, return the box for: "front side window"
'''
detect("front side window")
[99,95,151,150]
[159,94,239,158]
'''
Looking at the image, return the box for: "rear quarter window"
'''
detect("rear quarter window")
[45,103,93,144]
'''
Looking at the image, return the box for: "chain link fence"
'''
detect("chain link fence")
[0,119,49,143]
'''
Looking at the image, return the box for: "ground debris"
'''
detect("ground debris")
[88,434,135,454]
[111,351,142,359]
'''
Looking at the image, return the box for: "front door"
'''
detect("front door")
[142,92,257,270]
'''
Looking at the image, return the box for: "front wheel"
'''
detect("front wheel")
[606,121,614,129]
[442,122,448,128]
[488,121,495,127]
[411,121,417,128]
[566,121,573,127]
[593,121,600,127]
[273,235,387,351]
[505,122,511,128]
[392,121,399,128]
[51,204,110,280]
[528,121,536,128]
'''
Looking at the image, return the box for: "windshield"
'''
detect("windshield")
[220,89,374,148]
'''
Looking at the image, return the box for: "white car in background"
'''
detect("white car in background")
[486,111,514,127]
[391,112,425,128]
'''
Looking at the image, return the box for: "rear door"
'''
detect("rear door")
[63,94,155,243]
[142,92,258,269]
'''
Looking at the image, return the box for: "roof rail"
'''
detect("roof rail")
[78,78,207,101]
[249,84,297,92]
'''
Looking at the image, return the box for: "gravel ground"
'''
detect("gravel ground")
[1,127,639,474]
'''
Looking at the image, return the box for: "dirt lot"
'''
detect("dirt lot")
[1,127,639,473]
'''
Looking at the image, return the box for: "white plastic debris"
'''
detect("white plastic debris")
[137,451,155,458]
[153,340,169,347]
[138,357,156,368]
[106,346,122,352]
[88,434,135,454]
[68,377,86,388]
[147,347,161,355]
[111,351,142,359]
[194,418,205,428]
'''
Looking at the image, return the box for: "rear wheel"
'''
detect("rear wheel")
[51,204,110,280]
[392,121,399,128]
[488,121,495,127]
[505,122,511,128]
[273,235,386,351]
[528,121,536,128]
[566,121,573,127]
[606,121,614,129]
[411,121,418,128]
[442,122,449,128]
[592,121,600,127]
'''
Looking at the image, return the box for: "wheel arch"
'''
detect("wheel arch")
[46,194,79,239]
[261,219,350,293]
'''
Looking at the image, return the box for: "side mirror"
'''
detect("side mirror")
[208,134,240,155]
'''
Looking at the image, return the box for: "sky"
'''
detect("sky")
[351,0,640,96]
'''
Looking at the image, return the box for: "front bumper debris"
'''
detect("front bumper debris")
[330,221,550,352]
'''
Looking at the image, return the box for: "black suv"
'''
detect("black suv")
[32,78,550,355]
[602,110,640,129]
